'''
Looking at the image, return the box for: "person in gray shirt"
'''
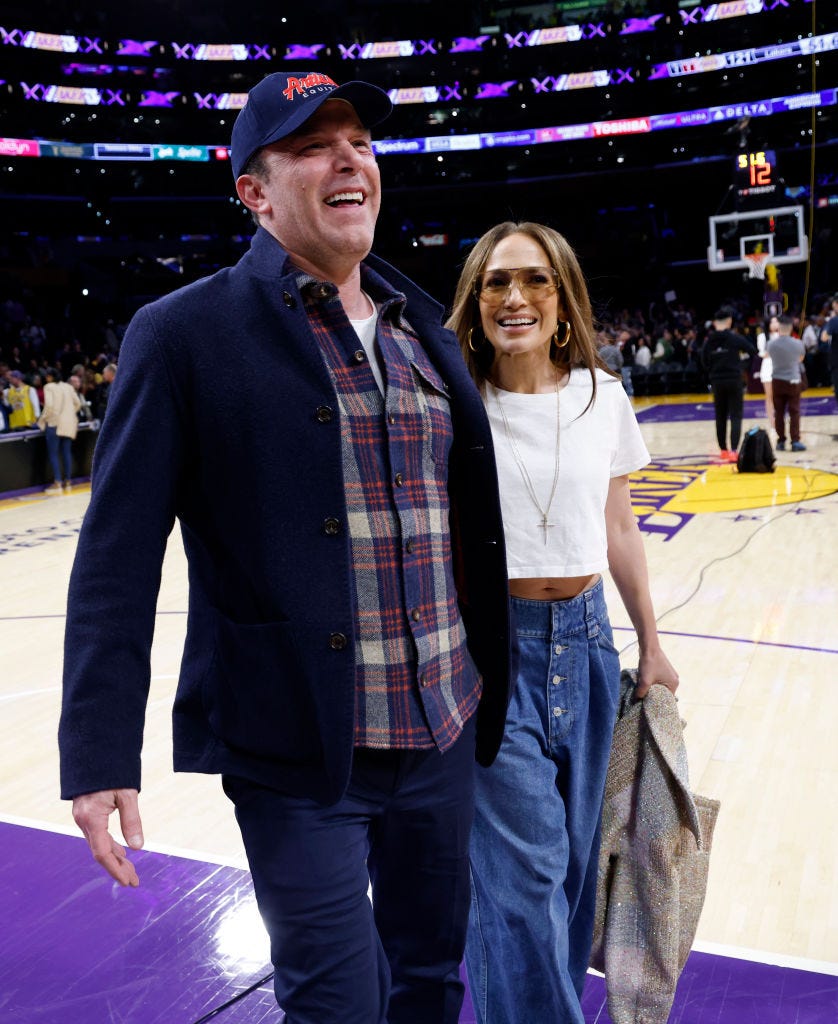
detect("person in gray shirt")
[597,329,624,376]
[767,313,806,451]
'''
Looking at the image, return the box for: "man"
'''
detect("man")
[3,369,40,429]
[615,324,636,396]
[700,305,758,461]
[59,71,512,1024]
[597,328,624,376]
[821,293,838,407]
[93,362,116,421]
[768,313,806,451]
[69,373,94,422]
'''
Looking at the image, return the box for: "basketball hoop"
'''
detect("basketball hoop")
[744,252,768,279]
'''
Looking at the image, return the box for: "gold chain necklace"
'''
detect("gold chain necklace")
[491,372,561,544]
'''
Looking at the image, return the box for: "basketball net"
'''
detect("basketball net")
[744,252,768,279]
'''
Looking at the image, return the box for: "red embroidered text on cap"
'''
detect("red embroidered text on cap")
[282,74,339,101]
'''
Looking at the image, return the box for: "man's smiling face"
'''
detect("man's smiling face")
[248,98,381,280]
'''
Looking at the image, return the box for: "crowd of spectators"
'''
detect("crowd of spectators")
[1,292,121,434]
[3,280,834,436]
[595,293,834,398]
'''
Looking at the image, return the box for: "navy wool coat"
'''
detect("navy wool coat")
[59,228,513,806]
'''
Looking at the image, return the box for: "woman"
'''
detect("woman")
[447,222,678,1024]
[756,314,779,425]
[634,334,652,369]
[38,367,80,494]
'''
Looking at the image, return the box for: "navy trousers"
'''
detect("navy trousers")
[223,715,476,1024]
[710,377,745,450]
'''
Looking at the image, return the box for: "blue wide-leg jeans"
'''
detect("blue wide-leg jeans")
[466,579,621,1024]
[45,425,73,483]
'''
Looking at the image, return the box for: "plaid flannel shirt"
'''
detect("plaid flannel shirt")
[299,268,480,752]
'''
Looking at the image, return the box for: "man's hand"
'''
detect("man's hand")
[72,789,144,887]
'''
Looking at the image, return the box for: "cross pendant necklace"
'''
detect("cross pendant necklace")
[539,512,552,543]
[492,371,562,545]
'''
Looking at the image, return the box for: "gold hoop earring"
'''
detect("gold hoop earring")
[552,321,571,348]
[467,327,482,353]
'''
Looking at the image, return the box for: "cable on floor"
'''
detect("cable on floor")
[189,969,275,1024]
[619,466,830,655]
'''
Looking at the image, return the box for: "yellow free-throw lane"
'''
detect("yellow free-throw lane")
[644,463,838,515]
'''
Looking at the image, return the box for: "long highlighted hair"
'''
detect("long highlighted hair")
[445,221,608,407]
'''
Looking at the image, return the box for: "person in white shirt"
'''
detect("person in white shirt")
[38,367,81,494]
[447,221,678,1024]
[801,315,819,355]
[756,314,779,425]
[634,335,652,369]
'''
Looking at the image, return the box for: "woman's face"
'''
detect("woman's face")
[477,233,561,364]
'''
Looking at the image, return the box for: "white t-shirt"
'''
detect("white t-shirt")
[756,331,775,383]
[350,292,383,392]
[485,368,650,578]
[634,344,652,369]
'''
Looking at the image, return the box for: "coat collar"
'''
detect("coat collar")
[242,227,450,337]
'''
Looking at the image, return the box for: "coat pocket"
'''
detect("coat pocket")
[202,609,322,764]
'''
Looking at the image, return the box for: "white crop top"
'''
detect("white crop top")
[485,368,649,578]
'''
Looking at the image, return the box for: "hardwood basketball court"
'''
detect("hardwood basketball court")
[2,388,837,1021]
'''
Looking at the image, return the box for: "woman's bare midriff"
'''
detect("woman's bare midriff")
[509,574,600,601]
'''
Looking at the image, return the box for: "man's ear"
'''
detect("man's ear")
[236,174,268,215]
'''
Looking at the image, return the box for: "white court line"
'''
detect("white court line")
[691,938,838,977]
[0,686,61,702]
[0,677,175,702]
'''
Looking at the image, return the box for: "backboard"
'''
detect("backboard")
[707,205,808,272]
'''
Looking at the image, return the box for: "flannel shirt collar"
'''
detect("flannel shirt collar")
[293,262,417,339]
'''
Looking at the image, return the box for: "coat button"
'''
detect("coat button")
[283,291,296,309]
[316,405,333,423]
[353,349,366,363]
[328,632,348,650]
[324,517,341,535]
[411,608,421,621]
[394,472,404,487]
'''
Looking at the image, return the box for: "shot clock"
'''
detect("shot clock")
[736,150,777,195]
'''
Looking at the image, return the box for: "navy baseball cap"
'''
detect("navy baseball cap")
[230,71,392,179]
